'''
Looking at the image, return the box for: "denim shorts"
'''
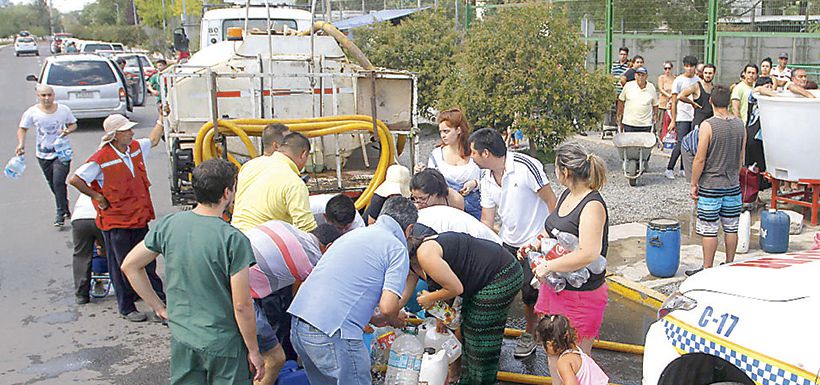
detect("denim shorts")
[255,302,279,353]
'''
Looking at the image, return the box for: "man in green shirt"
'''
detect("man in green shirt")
[147,59,168,116]
[731,64,758,125]
[123,158,265,384]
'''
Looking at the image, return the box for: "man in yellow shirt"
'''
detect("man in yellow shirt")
[232,132,317,232]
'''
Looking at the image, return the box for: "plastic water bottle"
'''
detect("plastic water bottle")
[587,255,608,275]
[370,326,400,366]
[53,135,73,162]
[4,155,25,179]
[385,327,423,385]
[562,267,590,288]
[737,211,751,253]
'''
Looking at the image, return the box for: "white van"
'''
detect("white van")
[28,55,131,120]
[642,250,820,385]
[200,5,312,50]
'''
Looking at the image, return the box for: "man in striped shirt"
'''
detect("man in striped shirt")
[244,220,340,385]
[469,128,557,358]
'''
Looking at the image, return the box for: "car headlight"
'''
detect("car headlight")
[658,291,697,319]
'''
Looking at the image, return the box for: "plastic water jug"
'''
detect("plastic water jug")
[53,135,73,162]
[274,360,310,385]
[760,209,789,253]
[4,155,25,179]
[737,211,751,253]
[646,218,681,278]
[422,326,462,365]
[385,327,423,385]
[418,348,448,385]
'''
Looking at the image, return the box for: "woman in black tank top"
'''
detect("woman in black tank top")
[520,142,610,384]
[408,232,523,385]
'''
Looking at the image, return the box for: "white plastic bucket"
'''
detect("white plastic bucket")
[755,90,820,182]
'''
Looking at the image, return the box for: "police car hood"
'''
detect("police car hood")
[678,250,820,301]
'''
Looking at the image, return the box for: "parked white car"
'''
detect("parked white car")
[27,54,132,120]
[643,250,820,385]
[14,36,39,56]
[78,41,124,54]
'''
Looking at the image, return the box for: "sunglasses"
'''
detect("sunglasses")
[663,67,672,70]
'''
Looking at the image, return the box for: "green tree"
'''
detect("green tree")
[0,3,51,37]
[439,3,611,149]
[353,9,460,119]
[134,0,176,29]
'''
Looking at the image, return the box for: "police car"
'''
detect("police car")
[643,250,820,385]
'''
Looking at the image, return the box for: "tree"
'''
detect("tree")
[439,3,611,149]
[0,3,51,37]
[353,9,460,119]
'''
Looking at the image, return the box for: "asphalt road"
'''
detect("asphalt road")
[0,44,172,385]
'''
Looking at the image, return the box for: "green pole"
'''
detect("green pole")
[705,0,718,64]
[605,0,613,71]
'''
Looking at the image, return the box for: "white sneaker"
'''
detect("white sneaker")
[679,170,686,177]
[665,169,675,179]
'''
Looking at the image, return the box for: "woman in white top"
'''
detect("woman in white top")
[425,108,483,219]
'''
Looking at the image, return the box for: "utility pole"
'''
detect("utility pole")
[47,0,54,36]
[181,0,188,39]
[162,0,168,41]
[132,0,139,25]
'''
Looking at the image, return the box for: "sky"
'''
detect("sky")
[11,0,96,13]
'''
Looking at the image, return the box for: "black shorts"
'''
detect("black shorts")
[503,243,538,305]
[622,124,652,132]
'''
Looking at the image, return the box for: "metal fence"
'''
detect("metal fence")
[461,0,820,85]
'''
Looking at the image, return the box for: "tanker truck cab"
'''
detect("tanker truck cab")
[642,250,820,385]
[200,3,312,50]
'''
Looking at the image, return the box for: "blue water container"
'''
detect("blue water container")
[275,360,310,385]
[646,218,681,278]
[760,209,790,253]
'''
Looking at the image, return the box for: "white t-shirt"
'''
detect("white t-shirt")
[619,81,659,127]
[70,194,97,222]
[480,151,551,248]
[19,104,77,160]
[427,147,482,188]
[75,138,152,187]
[417,205,502,244]
[309,193,365,233]
[672,75,700,122]
[771,66,792,82]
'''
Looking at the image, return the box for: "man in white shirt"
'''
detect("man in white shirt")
[666,55,701,179]
[70,194,104,304]
[468,128,557,358]
[15,84,78,226]
[309,193,365,234]
[771,52,792,85]
[617,67,659,132]
[414,204,502,244]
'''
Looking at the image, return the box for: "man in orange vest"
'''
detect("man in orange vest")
[69,114,166,322]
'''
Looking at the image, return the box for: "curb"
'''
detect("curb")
[606,274,668,310]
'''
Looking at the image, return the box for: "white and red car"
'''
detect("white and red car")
[643,250,820,385]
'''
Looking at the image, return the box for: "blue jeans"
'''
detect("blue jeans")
[448,180,482,220]
[290,317,371,385]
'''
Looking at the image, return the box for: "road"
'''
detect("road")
[0,44,171,385]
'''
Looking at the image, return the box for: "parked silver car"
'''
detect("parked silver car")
[27,55,132,120]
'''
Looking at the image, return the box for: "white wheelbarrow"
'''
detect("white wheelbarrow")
[613,132,657,186]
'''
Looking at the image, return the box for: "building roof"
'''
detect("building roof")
[332,8,429,31]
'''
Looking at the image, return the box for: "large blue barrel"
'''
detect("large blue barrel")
[646,218,681,278]
[760,209,790,253]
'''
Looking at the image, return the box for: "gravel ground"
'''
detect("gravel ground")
[405,127,695,226]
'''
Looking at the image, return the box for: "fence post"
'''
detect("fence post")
[705,0,718,64]
[604,0,613,71]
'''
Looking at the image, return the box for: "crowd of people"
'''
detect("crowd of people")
[611,48,816,277]
[14,47,814,385]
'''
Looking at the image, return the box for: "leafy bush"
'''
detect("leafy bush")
[439,3,611,149]
[353,9,460,119]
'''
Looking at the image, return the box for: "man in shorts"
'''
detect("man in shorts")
[687,85,746,276]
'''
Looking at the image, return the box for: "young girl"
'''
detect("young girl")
[537,314,609,385]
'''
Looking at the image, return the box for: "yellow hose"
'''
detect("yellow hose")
[194,115,396,209]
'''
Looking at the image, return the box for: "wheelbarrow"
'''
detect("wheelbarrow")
[613,131,657,186]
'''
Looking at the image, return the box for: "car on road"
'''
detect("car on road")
[50,32,73,54]
[78,41,125,54]
[14,36,38,56]
[27,54,132,120]
[642,250,820,385]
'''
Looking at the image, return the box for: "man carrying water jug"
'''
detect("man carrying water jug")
[68,114,167,323]
[15,84,77,227]
[687,85,746,276]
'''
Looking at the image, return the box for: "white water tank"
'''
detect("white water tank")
[756,90,820,182]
